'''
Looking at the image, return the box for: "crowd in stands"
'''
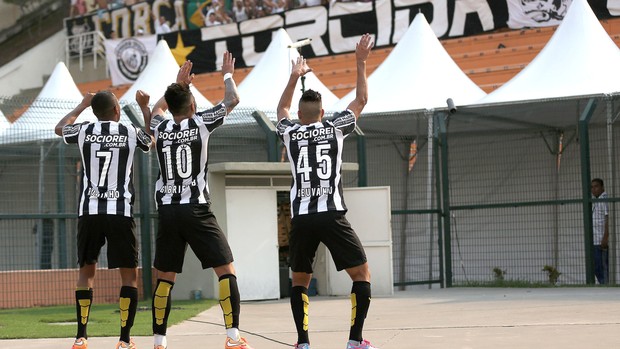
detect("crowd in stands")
[200,0,332,26]
[70,0,133,18]
[70,0,332,30]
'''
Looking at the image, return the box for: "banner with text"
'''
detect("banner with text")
[66,0,618,74]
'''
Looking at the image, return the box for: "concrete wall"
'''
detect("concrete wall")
[0,31,66,97]
[0,268,150,308]
[0,3,21,31]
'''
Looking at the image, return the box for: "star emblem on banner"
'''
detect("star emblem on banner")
[170,33,195,66]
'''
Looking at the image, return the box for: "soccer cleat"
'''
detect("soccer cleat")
[346,339,379,349]
[224,336,254,349]
[116,340,137,349]
[72,337,88,349]
[294,343,311,349]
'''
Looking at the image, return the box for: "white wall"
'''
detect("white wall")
[0,31,66,97]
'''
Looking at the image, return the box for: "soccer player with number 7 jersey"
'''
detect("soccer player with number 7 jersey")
[276,34,378,349]
[141,52,253,349]
[55,90,153,349]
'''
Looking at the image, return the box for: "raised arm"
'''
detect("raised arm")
[54,92,94,136]
[277,56,312,121]
[135,89,153,134]
[346,33,374,119]
[218,51,240,114]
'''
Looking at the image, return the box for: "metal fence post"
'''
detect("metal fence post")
[437,113,452,287]
[252,111,278,162]
[355,126,367,187]
[578,98,597,285]
[56,141,67,269]
[123,105,153,297]
[432,116,445,288]
[137,152,153,298]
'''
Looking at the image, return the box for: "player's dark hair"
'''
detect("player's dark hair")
[164,83,193,116]
[592,178,604,187]
[91,91,117,120]
[300,89,322,103]
[298,89,323,120]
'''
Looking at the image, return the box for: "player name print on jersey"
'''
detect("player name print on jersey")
[298,186,334,198]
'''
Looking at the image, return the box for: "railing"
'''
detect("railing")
[65,30,107,74]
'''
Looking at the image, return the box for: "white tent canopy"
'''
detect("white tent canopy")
[119,40,213,110]
[5,62,97,143]
[236,28,339,117]
[474,0,620,105]
[329,13,486,113]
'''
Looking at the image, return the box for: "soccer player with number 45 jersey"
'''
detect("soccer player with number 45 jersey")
[276,34,378,349]
[55,90,153,349]
[141,53,253,349]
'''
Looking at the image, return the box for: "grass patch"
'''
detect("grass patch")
[0,299,217,339]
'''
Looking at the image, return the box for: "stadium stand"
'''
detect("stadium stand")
[71,17,620,102]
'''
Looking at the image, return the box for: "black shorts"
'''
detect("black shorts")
[154,204,234,273]
[289,211,367,273]
[77,215,138,269]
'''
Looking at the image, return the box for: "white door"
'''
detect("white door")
[324,186,393,296]
[226,188,280,300]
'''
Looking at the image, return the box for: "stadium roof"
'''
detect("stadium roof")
[474,0,620,105]
[235,28,339,118]
[119,39,213,110]
[328,12,486,114]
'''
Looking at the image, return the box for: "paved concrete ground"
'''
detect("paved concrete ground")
[4,287,620,349]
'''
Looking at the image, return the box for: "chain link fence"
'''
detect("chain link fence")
[448,95,619,286]
[0,94,618,307]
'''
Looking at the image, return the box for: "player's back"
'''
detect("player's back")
[151,104,227,206]
[277,110,356,216]
[63,121,151,217]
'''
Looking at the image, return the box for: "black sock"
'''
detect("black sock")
[349,281,371,342]
[218,274,240,329]
[119,286,138,343]
[152,279,174,335]
[290,286,310,344]
[75,288,93,339]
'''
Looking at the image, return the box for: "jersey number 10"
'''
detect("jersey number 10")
[162,144,192,180]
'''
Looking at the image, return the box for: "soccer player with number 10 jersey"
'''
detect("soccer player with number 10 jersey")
[141,52,253,349]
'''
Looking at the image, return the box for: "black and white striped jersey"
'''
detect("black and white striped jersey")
[151,103,227,207]
[276,110,356,218]
[62,121,151,217]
